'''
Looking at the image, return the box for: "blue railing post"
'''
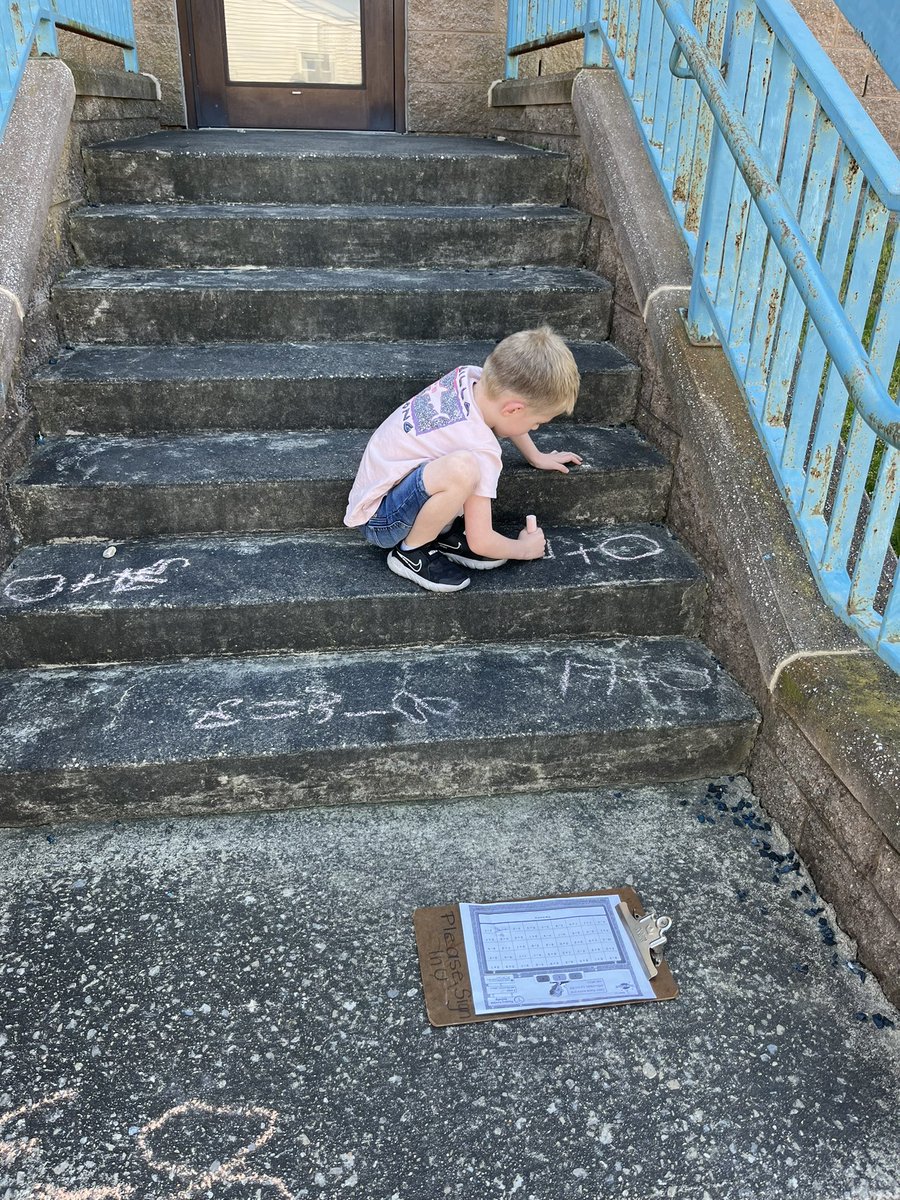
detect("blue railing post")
[34,17,58,57]
[504,0,598,78]
[585,0,605,66]
[685,120,726,342]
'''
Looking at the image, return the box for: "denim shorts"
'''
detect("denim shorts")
[362,465,431,550]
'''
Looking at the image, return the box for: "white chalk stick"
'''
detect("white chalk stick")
[526,514,537,533]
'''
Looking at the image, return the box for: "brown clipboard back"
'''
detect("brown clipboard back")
[413,887,678,1027]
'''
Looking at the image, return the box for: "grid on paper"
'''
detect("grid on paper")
[479,913,619,973]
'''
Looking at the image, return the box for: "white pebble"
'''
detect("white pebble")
[102,546,117,559]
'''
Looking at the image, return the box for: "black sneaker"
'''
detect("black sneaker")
[387,542,471,592]
[436,518,508,570]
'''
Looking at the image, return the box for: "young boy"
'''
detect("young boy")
[343,326,582,592]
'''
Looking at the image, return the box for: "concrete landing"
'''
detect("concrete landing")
[87,130,564,156]
[0,780,897,1199]
[84,132,568,206]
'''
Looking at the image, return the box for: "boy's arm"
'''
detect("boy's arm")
[509,433,583,474]
[463,495,545,561]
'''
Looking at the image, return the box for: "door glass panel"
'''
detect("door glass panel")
[222,0,363,85]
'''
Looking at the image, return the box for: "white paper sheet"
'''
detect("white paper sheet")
[458,894,656,1015]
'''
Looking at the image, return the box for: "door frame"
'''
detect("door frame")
[175,0,406,131]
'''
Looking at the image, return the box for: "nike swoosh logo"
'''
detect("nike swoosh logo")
[397,553,423,573]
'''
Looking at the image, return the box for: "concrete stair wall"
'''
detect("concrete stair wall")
[0,131,758,825]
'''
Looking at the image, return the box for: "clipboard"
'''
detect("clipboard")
[413,887,678,1027]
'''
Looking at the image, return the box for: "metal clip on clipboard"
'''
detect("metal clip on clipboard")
[616,903,673,980]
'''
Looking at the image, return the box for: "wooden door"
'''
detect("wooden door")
[180,0,401,131]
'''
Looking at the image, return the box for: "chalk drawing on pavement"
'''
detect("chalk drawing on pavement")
[0,1093,297,1200]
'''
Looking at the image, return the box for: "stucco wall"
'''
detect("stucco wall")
[793,0,899,151]
[407,0,508,133]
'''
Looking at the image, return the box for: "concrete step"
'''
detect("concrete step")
[0,637,758,824]
[0,524,704,666]
[70,204,591,269]
[53,266,613,345]
[10,426,670,541]
[30,340,640,435]
[84,131,569,206]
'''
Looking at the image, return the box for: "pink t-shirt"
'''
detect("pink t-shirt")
[344,365,503,528]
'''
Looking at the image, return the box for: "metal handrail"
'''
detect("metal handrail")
[656,0,900,449]
[505,0,900,672]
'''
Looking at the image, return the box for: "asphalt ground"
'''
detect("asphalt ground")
[0,778,898,1200]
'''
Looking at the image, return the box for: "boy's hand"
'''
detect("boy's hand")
[517,526,546,559]
[529,449,583,474]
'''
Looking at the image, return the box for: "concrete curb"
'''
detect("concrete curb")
[572,69,693,317]
[70,65,161,102]
[489,72,577,107]
[774,652,900,851]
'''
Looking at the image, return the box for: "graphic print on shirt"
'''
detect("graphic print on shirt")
[403,369,470,436]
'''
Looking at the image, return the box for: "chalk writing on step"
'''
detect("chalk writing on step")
[544,532,664,566]
[3,558,190,605]
[192,684,460,732]
[559,655,712,702]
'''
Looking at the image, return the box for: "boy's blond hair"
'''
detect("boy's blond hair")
[481,326,580,415]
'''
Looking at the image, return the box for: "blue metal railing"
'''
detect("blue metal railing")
[506,0,900,675]
[1,0,138,142]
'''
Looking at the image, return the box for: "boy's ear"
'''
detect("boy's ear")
[500,398,527,416]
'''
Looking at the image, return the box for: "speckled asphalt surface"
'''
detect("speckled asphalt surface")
[1,779,898,1200]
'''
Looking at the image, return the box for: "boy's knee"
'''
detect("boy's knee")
[438,451,480,493]
[424,451,480,497]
